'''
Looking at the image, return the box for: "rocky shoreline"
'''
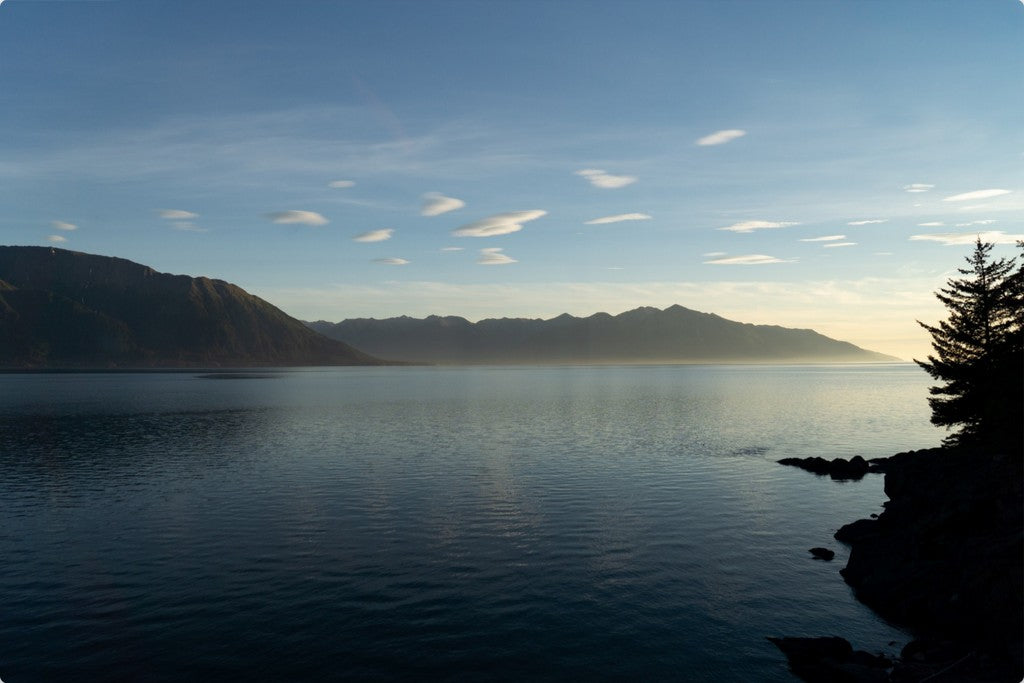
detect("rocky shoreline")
[773,448,1023,682]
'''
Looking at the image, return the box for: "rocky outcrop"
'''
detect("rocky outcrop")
[776,455,875,480]
[835,447,1023,678]
[767,636,891,683]
[774,447,1023,682]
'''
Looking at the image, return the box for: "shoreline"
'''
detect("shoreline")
[773,448,1023,682]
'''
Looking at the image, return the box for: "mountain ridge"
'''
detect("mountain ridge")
[307,305,899,365]
[0,246,383,368]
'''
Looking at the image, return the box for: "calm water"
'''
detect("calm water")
[0,364,940,681]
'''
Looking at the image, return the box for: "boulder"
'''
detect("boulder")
[767,636,891,683]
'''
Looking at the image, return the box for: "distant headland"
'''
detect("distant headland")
[307,307,899,365]
[0,246,383,368]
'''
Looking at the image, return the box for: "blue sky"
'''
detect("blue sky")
[1,0,1022,360]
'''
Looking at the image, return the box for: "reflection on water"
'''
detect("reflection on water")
[0,365,937,681]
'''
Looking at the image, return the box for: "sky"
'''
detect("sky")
[1,0,1022,361]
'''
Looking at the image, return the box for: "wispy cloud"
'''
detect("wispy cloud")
[824,242,857,248]
[158,209,198,220]
[267,210,328,226]
[478,247,516,265]
[584,213,652,225]
[847,219,887,226]
[703,254,794,265]
[719,220,799,233]
[421,192,465,216]
[799,235,846,242]
[954,220,997,227]
[903,183,934,193]
[353,228,393,242]
[453,210,546,237]
[942,189,1012,202]
[172,222,208,233]
[51,220,77,231]
[373,257,409,265]
[328,179,355,188]
[909,230,1024,246]
[46,235,67,243]
[156,209,205,231]
[440,246,464,252]
[575,168,637,189]
[696,129,746,146]
[917,221,944,227]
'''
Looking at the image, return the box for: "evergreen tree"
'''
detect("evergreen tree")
[915,239,1022,453]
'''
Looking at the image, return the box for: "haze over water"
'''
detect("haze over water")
[0,364,938,681]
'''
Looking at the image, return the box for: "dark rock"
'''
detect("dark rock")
[777,455,870,480]
[809,547,835,561]
[767,636,891,683]
[838,448,1023,681]
[833,518,878,544]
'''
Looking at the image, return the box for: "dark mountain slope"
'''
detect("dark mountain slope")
[0,246,382,368]
[308,304,897,364]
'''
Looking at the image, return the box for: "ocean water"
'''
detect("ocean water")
[0,364,940,681]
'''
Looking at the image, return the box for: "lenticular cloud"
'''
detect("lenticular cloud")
[584,213,652,225]
[421,193,465,217]
[477,248,517,265]
[696,129,746,146]
[353,229,393,243]
[267,210,328,226]
[453,210,546,237]
[574,169,637,189]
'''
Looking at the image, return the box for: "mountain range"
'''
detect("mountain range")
[0,246,381,368]
[308,307,898,364]
[0,246,897,368]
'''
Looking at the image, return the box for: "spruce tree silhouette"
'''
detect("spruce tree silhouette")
[915,238,1023,453]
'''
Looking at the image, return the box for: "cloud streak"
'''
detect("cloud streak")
[421,192,465,216]
[453,210,546,237]
[172,222,207,232]
[704,254,794,265]
[942,189,1011,202]
[353,228,393,242]
[824,242,857,248]
[909,230,1024,246]
[696,129,746,146]
[478,247,516,265]
[373,257,409,265]
[847,219,887,226]
[46,235,67,243]
[799,235,846,242]
[267,210,328,226]
[584,213,652,225]
[158,209,199,220]
[51,220,77,231]
[328,180,355,188]
[903,183,934,193]
[575,168,636,189]
[719,220,799,233]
